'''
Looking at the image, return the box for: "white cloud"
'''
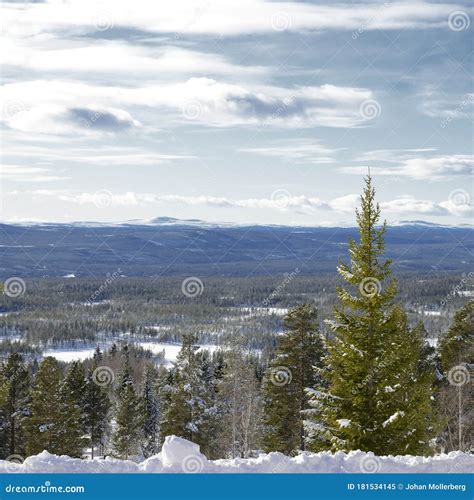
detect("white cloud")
[4,103,140,135]
[397,156,473,180]
[344,154,474,180]
[1,1,464,37]
[171,79,374,128]
[61,192,147,206]
[158,195,234,207]
[12,189,470,217]
[328,194,360,213]
[353,148,438,163]
[240,140,336,163]
[0,164,66,182]
[235,196,327,210]
[0,78,376,132]
[420,87,473,120]
[4,146,194,166]
[1,38,267,80]
[439,199,473,217]
[381,196,449,215]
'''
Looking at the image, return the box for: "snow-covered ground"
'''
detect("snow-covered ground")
[43,342,219,364]
[1,436,472,474]
[136,342,219,365]
[416,308,442,317]
[42,348,98,363]
[240,307,288,316]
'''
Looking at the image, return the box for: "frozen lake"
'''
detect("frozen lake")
[43,341,220,364]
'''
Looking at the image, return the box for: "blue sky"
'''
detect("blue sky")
[0,0,472,225]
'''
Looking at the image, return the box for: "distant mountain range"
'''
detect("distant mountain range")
[0,218,472,278]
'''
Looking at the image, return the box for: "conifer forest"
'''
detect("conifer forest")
[1,177,472,462]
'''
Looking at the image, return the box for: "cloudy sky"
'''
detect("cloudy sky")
[0,0,473,226]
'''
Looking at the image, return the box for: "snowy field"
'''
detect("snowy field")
[43,342,219,364]
[2,436,472,474]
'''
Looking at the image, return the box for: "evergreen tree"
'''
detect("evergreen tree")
[439,300,474,371]
[195,350,224,459]
[306,175,436,455]
[58,361,86,457]
[83,362,110,459]
[437,300,473,451]
[220,337,263,458]
[109,344,118,359]
[93,345,103,364]
[262,305,324,454]
[0,368,8,458]
[0,353,29,458]
[25,357,64,456]
[140,365,159,458]
[112,347,141,459]
[160,334,215,452]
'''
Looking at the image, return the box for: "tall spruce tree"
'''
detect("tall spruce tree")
[305,175,436,455]
[59,361,87,457]
[437,300,473,451]
[0,353,29,458]
[196,350,225,459]
[140,365,159,458]
[262,304,324,454]
[0,367,8,457]
[83,362,110,459]
[160,334,215,452]
[439,300,474,371]
[25,357,64,456]
[112,347,141,459]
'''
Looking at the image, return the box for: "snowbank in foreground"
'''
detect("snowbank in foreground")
[1,436,472,474]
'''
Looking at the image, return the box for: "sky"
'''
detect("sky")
[0,0,473,226]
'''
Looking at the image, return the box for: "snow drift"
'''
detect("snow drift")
[1,436,472,474]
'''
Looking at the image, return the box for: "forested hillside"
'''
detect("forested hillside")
[1,177,472,465]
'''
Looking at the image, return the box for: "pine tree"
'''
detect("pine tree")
[437,300,473,451]
[306,175,436,455]
[58,361,86,457]
[160,334,215,452]
[0,353,29,458]
[0,368,8,458]
[219,336,263,458]
[83,362,110,459]
[262,305,324,454]
[93,345,103,364]
[112,347,141,459]
[109,344,118,359]
[140,365,159,458]
[195,350,224,459]
[25,357,64,456]
[439,300,474,371]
